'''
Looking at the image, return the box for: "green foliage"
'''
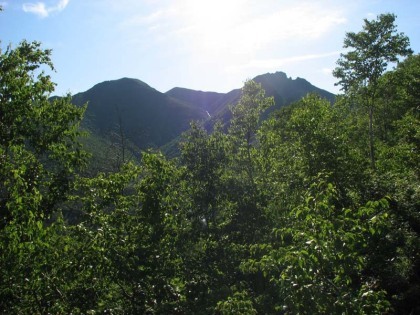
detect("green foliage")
[333,13,413,169]
[1,12,419,315]
[242,178,392,314]
[68,155,189,313]
[333,13,412,94]
[216,290,257,315]
[0,40,88,313]
[228,79,274,192]
[229,79,274,142]
[0,41,88,224]
[375,54,420,145]
[227,80,274,227]
[180,121,229,232]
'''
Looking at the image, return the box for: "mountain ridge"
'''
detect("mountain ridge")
[70,71,335,164]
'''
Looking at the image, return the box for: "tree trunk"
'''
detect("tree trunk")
[369,106,375,170]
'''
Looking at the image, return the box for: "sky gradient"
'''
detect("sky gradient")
[1,0,419,96]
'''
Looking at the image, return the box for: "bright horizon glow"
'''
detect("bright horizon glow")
[1,0,419,96]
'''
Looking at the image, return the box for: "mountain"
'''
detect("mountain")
[166,71,335,127]
[253,71,335,105]
[72,78,208,150]
[165,88,225,116]
[253,72,336,120]
[71,72,335,162]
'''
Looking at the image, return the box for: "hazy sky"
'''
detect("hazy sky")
[1,0,419,96]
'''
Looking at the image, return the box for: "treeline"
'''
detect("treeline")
[0,13,419,314]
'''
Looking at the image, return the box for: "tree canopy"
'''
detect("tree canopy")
[333,13,413,169]
[1,13,419,315]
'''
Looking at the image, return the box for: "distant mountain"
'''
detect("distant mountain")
[253,71,335,105]
[166,71,335,126]
[71,72,335,161]
[253,72,336,120]
[72,78,207,150]
[165,88,225,116]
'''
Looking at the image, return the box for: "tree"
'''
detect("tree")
[375,54,420,145]
[0,40,88,225]
[0,40,88,313]
[227,80,274,235]
[228,79,274,190]
[225,80,275,246]
[241,178,392,314]
[180,121,229,232]
[366,55,420,314]
[333,13,412,169]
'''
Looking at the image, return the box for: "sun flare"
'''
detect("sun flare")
[180,0,248,54]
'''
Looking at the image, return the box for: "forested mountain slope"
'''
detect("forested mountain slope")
[72,77,208,150]
[73,72,335,163]
[167,71,335,125]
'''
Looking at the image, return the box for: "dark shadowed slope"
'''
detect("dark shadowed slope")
[72,78,208,150]
[166,71,335,126]
[71,72,335,160]
[165,88,226,116]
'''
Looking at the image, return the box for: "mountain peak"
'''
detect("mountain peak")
[251,71,334,104]
[73,71,335,158]
[88,77,155,93]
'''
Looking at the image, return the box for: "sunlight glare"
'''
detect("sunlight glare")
[180,0,249,56]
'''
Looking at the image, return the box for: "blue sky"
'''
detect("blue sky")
[1,0,419,96]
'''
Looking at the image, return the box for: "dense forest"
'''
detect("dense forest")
[1,12,419,314]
